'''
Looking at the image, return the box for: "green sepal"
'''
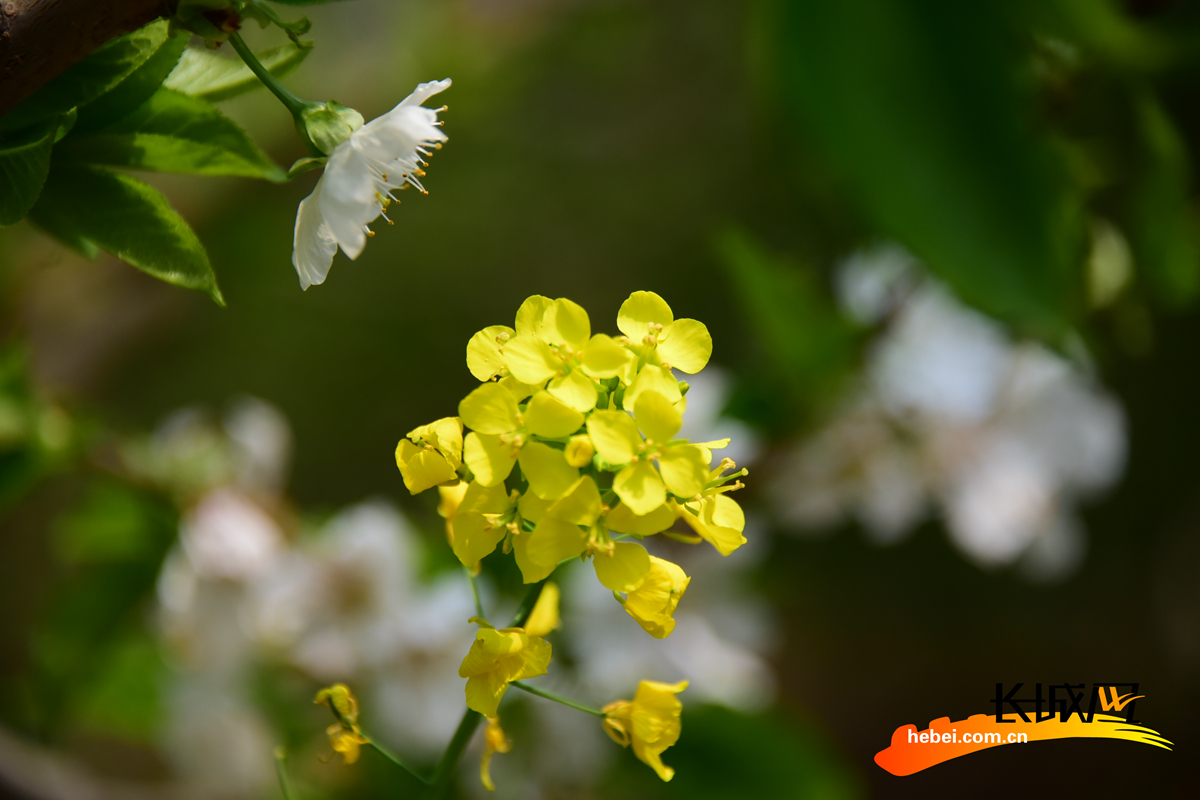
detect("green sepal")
[287,156,327,179]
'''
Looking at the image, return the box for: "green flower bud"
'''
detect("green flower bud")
[300,101,365,155]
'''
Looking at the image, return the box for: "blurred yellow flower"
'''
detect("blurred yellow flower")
[602,680,688,781]
[326,722,369,765]
[459,624,552,717]
[315,683,368,765]
[480,716,512,791]
[523,582,561,638]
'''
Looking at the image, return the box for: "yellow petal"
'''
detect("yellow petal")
[679,494,746,555]
[314,683,360,726]
[586,410,641,464]
[515,295,554,337]
[580,334,632,378]
[504,334,560,385]
[617,291,674,341]
[519,441,580,500]
[524,391,585,438]
[624,365,681,413]
[657,445,708,498]
[523,582,560,637]
[544,298,591,348]
[545,475,603,526]
[408,416,464,467]
[623,557,689,639]
[449,482,512,568]
[460,383,521,435]
[511,634,552,680]
[656,318,712,374]
[465,671,510,718]
[513,517,587,582]
[613,461,666,516]
[467,325,515,382]
[463,432,518,487]
[633,390,682,445]
[396,439,458,494]
[605,502,675,536]
[628,680,687,780]
[547,370,598,413]
[500,376,542,402]
[517,491,553,524]
[593,541,652,592]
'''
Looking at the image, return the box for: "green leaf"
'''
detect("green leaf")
[61,89,284,181]
[28,163,224,305]
[0,21,171,133]
[0,118,61,225]
[73,31,188,133]
[776,0,1081,331]
[163,43,310,103]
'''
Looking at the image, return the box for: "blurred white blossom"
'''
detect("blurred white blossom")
[775,245,1127,580]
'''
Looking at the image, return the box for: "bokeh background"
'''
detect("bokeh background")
[1,0,1197,797]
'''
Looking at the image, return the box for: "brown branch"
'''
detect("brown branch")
[0,0,170,117]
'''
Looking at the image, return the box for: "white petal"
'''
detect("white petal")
[398,78,451,108]
[356,105,445,164]
[292,178,338,290]
[319,141,379,259]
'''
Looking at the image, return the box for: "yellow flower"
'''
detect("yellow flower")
[395,417,463,494]
[587,390,710,515]
[621,555,690,638]
[315,684,368,765]
[672,457,749,555]
[459,381,584,496]
[512,476,600,583]
[480,716,512,792]
[445,481,513,569]
[326,722,368,765]
[437,481,469,545]
[458,624,552,717]
[467,296,631,412]
[523,582,560,638]
[617,291,712,374]
[602,680,688,781]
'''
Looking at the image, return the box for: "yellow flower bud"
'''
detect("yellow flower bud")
[564,435,595,467]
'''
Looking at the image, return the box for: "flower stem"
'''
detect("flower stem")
[427,708,482,797]
[362,733,431,785]
[508,681,606,717]
[273,747,296,800]
[227,32,307,116]
[466,568,485,619]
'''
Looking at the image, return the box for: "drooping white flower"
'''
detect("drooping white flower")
[292,79,451,290]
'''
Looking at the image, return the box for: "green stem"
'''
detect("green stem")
[273,747,296,800]
[467,568,485,619]
[509,681,605,717]
[363,733,431,785]
[427,708,482,797]
[227,32,307,116]
[510,579,547,627]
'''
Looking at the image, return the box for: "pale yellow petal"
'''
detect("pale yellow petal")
[544,298,591,348]
[517,491,553,524]
[514,295,554,337]
[459,383,521,435]
[633,390,682,445]
[656,318,712,374]
[523,582,560,637]
[503,334,560,385]
[519,441,580,500]
[396,439,458,494]
[524,391,585,438]
[617,291,674,340]
[605,502,676,536]
[624,365,682,413]
[657,445,708,498]
[466,325,515,381]
[547,370,598,413]
[580,334,632,378]
[545,475,603,526]
[613,461,666,516]
[586,410,641,464]
[463,432,518,487]
[513,517,587,583]
[593,541,652,592]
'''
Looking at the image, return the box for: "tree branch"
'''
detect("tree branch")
[0,0,169,116]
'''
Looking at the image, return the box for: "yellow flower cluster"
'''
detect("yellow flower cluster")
[397,292,749,639]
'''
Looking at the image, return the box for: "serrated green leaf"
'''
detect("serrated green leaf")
[62,89,284,181]
[28,163,224,305]
[164,44,309,103]
[0,21,171,133]
[74,32,188,133]
[0,119,61,225]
